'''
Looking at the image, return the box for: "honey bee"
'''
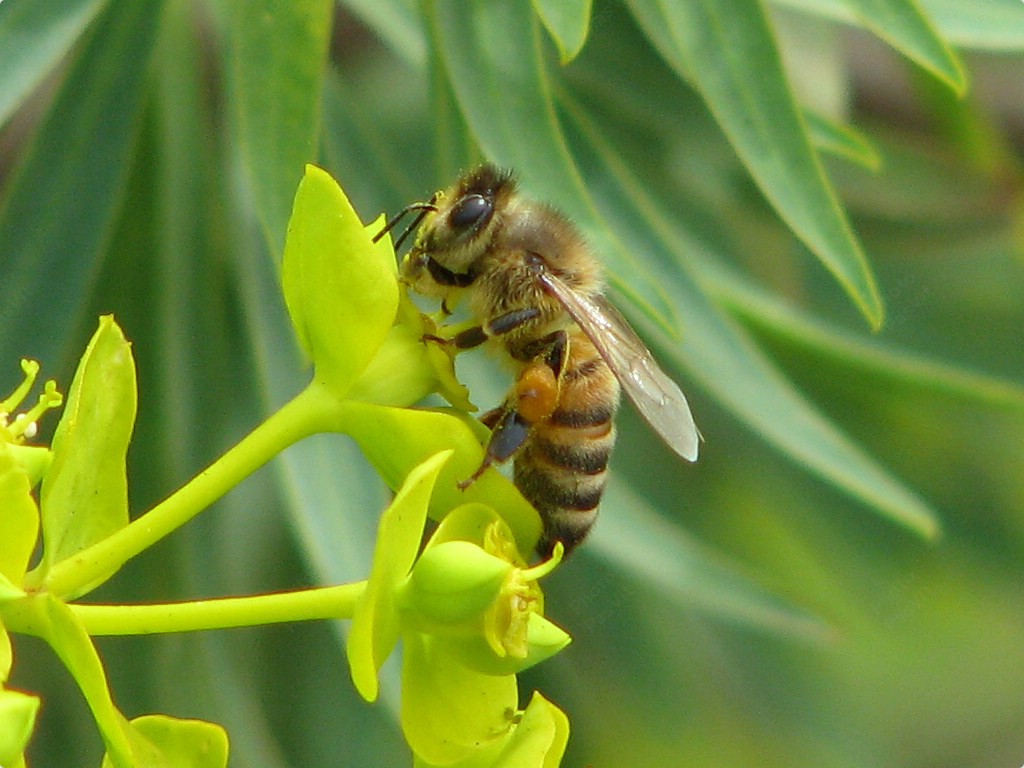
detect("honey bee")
[380,164,699,556]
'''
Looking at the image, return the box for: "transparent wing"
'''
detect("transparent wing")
[538,271,700,461]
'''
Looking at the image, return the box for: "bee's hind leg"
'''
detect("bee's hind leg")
[458,407,532,490]
[458,333,567,491]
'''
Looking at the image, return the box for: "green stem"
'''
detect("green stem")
[68,582,366,635]
[33,382,339,598]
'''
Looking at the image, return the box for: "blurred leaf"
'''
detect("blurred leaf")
[429,0,681,335]
[842,0,965,91]
[595,481,835,640]
[774,0,1024,51]
[0,0,104,128]
[0,0,163,370]
[805,110,882,170]
[37,317,136,593]
[627,0,885,329]
[228,0,333,254]
[561,95,941,538]
[337,0,426,66]
[706,261,1024,412]
[532,0,592,63]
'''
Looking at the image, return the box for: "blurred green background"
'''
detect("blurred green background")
[2,0,1023,766]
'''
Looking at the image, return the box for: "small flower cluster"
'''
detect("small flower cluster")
[0,165,572,767]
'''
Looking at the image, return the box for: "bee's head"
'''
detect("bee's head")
[399,164,516,295]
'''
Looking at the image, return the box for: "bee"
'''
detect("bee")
[380,164,699,556]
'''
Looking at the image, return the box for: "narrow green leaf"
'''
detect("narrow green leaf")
[774,0,1024,51]
[597,482,835,640]
[0,0,164,370]
[923,0,1024,50]
[706,262,1024,412]
[0,447,38,586]
[532,0,593,63]
[627,0,884,329]
[228,0,333,254]
[38,317,136,589]
[336,0,426,66]
[430,0,681,335]
[0,0,104,129]
[562,96,940,538]
[347,450,452,702]
[805,109,882,170]
[281,165,399,394]
[843,0,965,92]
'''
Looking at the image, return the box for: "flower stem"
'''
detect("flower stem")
[68,582,366,635]
[33,383,339,598]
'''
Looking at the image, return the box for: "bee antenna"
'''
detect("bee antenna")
[373,201,438,250]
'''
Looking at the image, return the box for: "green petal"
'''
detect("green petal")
[101,715,228,768]
[436,613,572,677]
[492,692,569,768]
[0,688,39,768]
[337,403,542,554]
[37,316,135,597]
[282,165,400,396]
[402,631,517,766]
[346,450,452,702]
[0,445,38,586]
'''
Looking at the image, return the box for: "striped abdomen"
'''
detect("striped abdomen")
[514,329,621,556]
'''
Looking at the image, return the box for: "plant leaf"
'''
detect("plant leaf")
[561,96,941,537]
[627,0,884,328]
[0,0,164,371]
[0,0,104,128]
[841,0,965,92]
[532,0,593,63]
[228,0,333,254]
[429,0,681,334]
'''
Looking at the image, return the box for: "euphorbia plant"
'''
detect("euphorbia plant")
[0,165,570,767]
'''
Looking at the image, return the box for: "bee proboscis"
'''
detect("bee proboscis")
[382,164,699,556]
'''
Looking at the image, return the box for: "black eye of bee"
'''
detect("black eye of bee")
[449,193,492,231]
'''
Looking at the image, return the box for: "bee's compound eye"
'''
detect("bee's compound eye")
[449,194,491,230]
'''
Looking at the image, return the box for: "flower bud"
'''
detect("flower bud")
[396,541,511,633]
